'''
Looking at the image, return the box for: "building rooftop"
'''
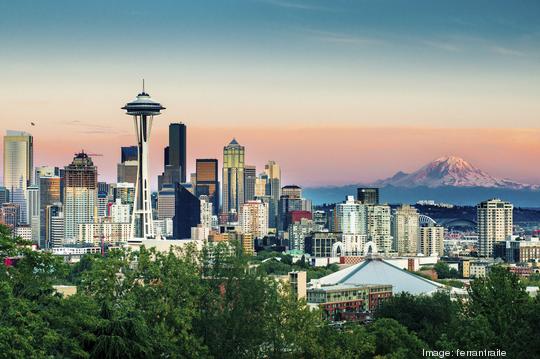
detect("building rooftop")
[314,257,444,295]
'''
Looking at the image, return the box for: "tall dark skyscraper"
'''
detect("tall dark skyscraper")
[173,183,200,239]
[195,159,219,215]
[244,165,256,202]
[158,123,187,190]
[169,123,187,183]
[357,187,379,205]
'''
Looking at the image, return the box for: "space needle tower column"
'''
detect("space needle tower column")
[122,85,165,240]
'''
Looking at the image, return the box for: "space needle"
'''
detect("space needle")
[122,82,165,240]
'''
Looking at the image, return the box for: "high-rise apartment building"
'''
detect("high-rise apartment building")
[419,224,445,256]
[477,199,513,257]
[199,195,213,229]
[335,196,367,235]
[391,204,420,255]
[288,218,316,251]
[357,188,379,205]
[3,130,33,224]
[240,200,269,239]
[367,204,393,254]
[63,152,98,242]
[222,139,245,216]
[110,199,131,224]
[195,159,219,215]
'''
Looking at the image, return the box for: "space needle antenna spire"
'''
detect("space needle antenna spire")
[122,83,166,240]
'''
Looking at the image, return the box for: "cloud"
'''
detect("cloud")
[260,0,337,12]
[305,29,384,46]
[489,45,526,57]
[63,120,127,135]
[423,40,461,52]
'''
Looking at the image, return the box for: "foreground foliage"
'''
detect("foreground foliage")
[1,225,538,358]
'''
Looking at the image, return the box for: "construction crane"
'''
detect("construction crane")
[76,150,104,157]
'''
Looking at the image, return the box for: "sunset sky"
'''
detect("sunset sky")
[1,0,539,187]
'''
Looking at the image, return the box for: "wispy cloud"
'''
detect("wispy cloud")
[489,45,526,57]
[63,120,127,135]
[306,29,385,46]
[422,40,461,52]
[260,0,337,12]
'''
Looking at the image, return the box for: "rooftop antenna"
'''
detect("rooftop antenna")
[142,79,145,93]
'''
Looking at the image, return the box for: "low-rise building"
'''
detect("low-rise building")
[469,261,491,278]
[493,236,540,263]
[307,283,392,321]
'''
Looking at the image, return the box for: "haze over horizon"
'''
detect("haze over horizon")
[1,0,539,187]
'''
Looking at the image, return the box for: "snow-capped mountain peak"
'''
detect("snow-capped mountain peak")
[374,156,535,189]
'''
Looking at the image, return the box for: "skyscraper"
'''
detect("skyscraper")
[195,159,219,215]
[264,161,281,228]
[419,224,444,256]
[157,184,176,220]
[278,185,312,231]
[117,146,138,184]
[27,185,40,245]
[168,123,187,183]
[477,198,513,257]
[240,200,269,239]
[159,123,187,189]
[367,204,393,254]
[244,165,257,201]
[173,184,200,239]
[3,130,33,224]
[391,204,419,255]
[63,152,98,242]
[335,196,367,235]
[45,202,63,248]
[222,139,245,216]
[122,87,165,240]
[357,188,379,205]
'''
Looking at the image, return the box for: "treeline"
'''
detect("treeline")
[1,224,539,358]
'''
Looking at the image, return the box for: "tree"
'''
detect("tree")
[367,318,427,358]
[466,266,535,358]
[376,292,460,347]
[434,262,459,279]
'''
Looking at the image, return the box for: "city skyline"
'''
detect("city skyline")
[1,1,540,186]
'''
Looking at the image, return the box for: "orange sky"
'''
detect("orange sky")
[9,125,540,188]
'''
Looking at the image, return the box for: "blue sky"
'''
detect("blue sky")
[1,1,540,185]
